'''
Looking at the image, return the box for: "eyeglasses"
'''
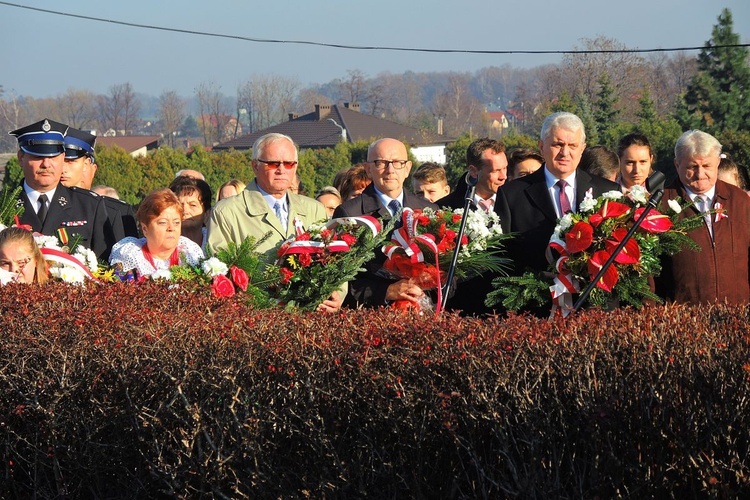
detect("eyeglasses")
[257,159,298,170]
[0,256,33,273]
[372,159,409,170]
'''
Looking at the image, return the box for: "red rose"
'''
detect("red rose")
[212,274,236,298]
[452,214,462,223]
[229,265,249,291]
[280,267,294,284]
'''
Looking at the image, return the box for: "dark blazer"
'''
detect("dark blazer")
[333,183,436,307]
[71,187,139,241]
[19,184,116,260]
[495,166,620,274]
[656,179,750,304]
[437,173,472,210]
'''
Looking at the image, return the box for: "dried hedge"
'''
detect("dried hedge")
[1,282,749,498]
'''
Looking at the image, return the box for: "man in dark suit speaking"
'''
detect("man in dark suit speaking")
[334,138,436,308]
[495,112,619,276]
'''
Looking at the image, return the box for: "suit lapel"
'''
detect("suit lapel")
[18,191,42,232]
[361,185,390,219]
[244,183,286,238]
[524,169,557,222]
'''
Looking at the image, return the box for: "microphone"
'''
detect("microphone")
[465,172,478,187]
[646,171,666,194]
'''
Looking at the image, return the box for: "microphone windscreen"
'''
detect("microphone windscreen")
[646,171,666,193]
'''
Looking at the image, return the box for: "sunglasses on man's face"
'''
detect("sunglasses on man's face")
[257,159,298,170]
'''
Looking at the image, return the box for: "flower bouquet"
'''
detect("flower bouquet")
[381,206,510,313]
[166,235,273,306]
[488,186,705,315]
[266,215,387,311]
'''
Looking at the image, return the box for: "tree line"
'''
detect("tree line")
[1,9,747,195]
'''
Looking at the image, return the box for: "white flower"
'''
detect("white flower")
[602,190,624,200]
[628,185,649,205]
[34,234,61,249]
[667,199,682,214]
[49,265,86,285]
[201,257,228,277]
[0,223,6,232]
[151,269,172,281]
[559,213,574,231]
[73,246,98,272]
[579,196,597,213]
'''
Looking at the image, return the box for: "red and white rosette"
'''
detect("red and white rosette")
[546,235,579,318]
[381,208,443,314]
[41,247,98,281]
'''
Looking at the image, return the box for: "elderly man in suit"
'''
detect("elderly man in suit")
[207,133,342,311]
[10,118,116,260]
[495,112,620,277]
[656,130,750,304]
[333,137,436,308]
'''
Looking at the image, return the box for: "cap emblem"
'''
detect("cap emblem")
[42,120,51,132]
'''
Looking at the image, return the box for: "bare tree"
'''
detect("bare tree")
[430,73,485,136]
[158,90,185,148]
[195,81,230,145]
[97,83,141,135]
[237,75,300,134]
[58,88,98,130]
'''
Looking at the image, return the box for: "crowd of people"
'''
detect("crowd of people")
[2,113,748,315]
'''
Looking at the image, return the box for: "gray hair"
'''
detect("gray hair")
[252,133,298,161]
[540,112,586,143]
[315,185,342,202]
[674,130,722,163]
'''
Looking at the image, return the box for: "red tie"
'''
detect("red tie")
[557,180,571,214]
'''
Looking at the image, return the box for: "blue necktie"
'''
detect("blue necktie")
[273,201,286,228]
[388,199,402,228]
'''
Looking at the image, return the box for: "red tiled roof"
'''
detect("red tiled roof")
[96,136,161,153]
[214,105,450,151]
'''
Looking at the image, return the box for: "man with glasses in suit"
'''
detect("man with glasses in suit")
[334,137,436,308]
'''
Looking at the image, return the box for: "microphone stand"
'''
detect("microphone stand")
[441,175,478,312]
[572,188,664,312]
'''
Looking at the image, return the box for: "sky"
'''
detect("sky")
[1,0,748,99]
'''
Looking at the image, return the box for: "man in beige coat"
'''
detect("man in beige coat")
[207,133,341,311]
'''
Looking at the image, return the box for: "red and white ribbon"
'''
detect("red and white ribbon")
[546,235,579,318]
[281,215,381,256]
[41,247,97,281]
[381,208,443,315]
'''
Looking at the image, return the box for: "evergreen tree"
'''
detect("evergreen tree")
[573,92,599,146]
[677,8,750,133]
[593,72,620,147]
[636,87,658,123]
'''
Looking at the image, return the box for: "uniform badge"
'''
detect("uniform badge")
[61,220,87,227]
[42,120,51,132]
[58,197,68,207]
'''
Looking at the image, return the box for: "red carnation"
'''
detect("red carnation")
[565,221,594,254]
[279,267,294,284]
[298,253,313,267]
[341,233,357,246]
[229,265,249,291]
[211,274,236,298]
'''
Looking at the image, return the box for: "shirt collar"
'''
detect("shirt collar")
[543,166,577,189]
[372,185,404,212]
[23,181,57,208]
[256,183,287,212]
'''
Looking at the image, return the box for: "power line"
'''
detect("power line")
[1,1,748,56]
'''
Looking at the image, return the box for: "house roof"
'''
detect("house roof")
[96,136,161,153]
[214,104,450,151]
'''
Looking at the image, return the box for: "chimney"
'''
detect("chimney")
[288,113,299,121]
[437,117,444,136]
[315,104,331,120]
[343,102,360,112]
